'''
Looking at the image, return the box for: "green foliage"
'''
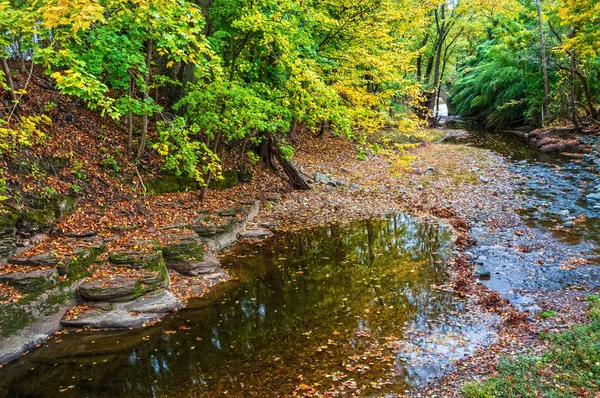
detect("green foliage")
[153,117,221,185]
[464,300,600,397]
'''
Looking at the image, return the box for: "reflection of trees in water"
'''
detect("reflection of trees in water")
[0,215,455,398]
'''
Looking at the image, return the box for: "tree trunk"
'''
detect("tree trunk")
[127,76,134,152]
[137,38,153,159]
[269,135,311,190]
[536,0,551,124]
[1,58,16,103]
[569,49,581,132]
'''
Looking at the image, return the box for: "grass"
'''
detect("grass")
[464,296,600,398]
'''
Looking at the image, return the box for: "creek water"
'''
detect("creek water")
[0,131,598,397]
[462,131,600,302]
[0,214,465,397]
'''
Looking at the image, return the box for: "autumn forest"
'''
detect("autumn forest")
[0,0,599,397]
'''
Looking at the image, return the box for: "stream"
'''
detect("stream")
[0,131,598,397]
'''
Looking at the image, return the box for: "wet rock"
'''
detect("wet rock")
[239,227,273,239]
[8,252,58,267]
[475,267,491,279]
[167,251,221,276]
[586,192,600,206]
[0,269,58,294]
[114,290,182,314]
[314,173,330,183]
[61,309,161,329]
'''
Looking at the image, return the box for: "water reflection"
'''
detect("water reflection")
[0,214,455,397]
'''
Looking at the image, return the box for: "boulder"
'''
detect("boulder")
[79,272,167,302]
[167,251,221,276]
[114,290,182,313]
[8,252,58,267]
[109,250,163,269]
[0,269,58,294]
[57,245,105,279]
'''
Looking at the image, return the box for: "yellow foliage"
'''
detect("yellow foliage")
[0,115,51,157]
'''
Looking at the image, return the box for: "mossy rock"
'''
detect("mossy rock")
[109,250,163,270]
[0,207,20,231]
[28,195,78,219]
[57,245,106,280]
[19,208,56,231]
[0,207,19,258]
[0,303,34,337]
[209,169,240,190]
[146,174,200,195]
[162,238,205,262]
[0,269,59,295]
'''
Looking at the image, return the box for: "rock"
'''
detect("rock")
[334,181,346,187]
[61,230,97,238]
[426,166,435,172]
[349,183,358,190]
[167,251,221,276]
[586,192,600,206]
[558,210,570,217]
[341,167,353,174]
[162,236,205,262]
[314,173,330,183]
[114,290,182,314]
[327,181,337,187]
[57,245,105,279]
[109,250,163,269]
[217,208,238,217]
[0,269,58,294]
[79,273,167,302]
[239,227,273,239]
[61,309,161,329]
[416,185,424,191]
[475,267,491,279]
[267,194,282,202]
[480,176,490,184]
[0,208,19,260]
[8,252,58,267]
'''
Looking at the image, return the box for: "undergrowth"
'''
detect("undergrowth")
[464,295,600,398]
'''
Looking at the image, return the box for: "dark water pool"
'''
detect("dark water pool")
[0,214,458,397]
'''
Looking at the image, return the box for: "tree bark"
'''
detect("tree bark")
[127,76,134,152]
[269,135,311,190]
[1,58,17,103]
[536,0,551,124]
[137,38,153,159]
